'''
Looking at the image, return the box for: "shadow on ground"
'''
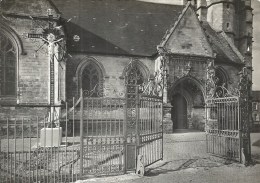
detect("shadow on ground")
[144,157,234,177]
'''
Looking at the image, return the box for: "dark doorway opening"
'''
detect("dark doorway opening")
[171,94,188,129]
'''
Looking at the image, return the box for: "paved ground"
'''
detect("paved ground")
[77,131,260,183]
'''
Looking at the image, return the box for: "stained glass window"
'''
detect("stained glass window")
[0,32,16,96]
[82,63,101,97]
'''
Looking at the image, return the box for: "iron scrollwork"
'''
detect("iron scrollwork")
[83,84,103,98]
[141,56,167,97]
[125,60,144,85]
[206,60,238,98]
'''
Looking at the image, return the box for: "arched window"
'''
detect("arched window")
[126,65,144,85]
[79,61,103,97]
[215,68,227,88]
[215,67,228,97]
[0,32,16,96]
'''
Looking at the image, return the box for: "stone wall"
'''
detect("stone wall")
[66,54,155,100]
[168,54,210,87]
[191,107,206,131]
[0,0,64,120]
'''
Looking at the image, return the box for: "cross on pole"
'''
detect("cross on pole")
[25,9,65,127]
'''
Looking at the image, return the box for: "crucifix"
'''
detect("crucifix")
[25,9,65,127]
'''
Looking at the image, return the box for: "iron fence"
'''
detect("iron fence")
[0,100,81,182]
[0,91,164,182]
[138,95,163,167]
[81,97,125,177]
[206,97,241,161]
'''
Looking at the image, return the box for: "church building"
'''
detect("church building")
[0,0,253,132]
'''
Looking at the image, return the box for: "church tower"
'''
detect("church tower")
[197,0,253,78]
[205,0,236,42]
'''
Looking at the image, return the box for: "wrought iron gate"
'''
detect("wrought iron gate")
[137,94,163,167]
[81,83,163,176]
[206,96,240,161]
[206,64,251,163]
[124,84,163,170]
[81,96,125,177]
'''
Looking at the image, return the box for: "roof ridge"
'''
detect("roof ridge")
[220,31,244,63]
[202,22,245,64]
[159,2,191,48]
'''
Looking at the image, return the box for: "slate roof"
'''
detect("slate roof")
[252,91,260,101]
[1,0,245,62]
[50,0,184,56]
[201,22,244,64]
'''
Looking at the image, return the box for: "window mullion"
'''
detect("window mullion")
[3,51,6,95]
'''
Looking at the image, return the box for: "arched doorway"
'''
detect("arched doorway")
[170,77,205,131]
[172,94,188,129]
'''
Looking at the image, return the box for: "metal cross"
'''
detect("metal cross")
[24,9,66,126]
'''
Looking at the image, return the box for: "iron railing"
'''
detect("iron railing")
[206,97,241,161]
[138,95,163,167]
[0,98,81,182]
[0,92,164,182]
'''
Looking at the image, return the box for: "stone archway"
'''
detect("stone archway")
[170,77,205,131]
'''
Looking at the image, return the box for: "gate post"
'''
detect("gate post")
[162,103,173,133]
[239,68,252,164]
[80,88,84,177]
[125,84,139,171]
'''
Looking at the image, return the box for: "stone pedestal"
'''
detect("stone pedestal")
[40,127,62,147]
[163,103,173,133]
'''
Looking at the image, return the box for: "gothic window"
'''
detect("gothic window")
[0,32,16,96]
[215,68,227,88]
[126,65,144,85]
[214,68,228,97]
[81,62,102,97]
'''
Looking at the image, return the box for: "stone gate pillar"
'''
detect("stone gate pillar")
[156,47,172,133]
[163,103,173,133]
[239,67,252,164]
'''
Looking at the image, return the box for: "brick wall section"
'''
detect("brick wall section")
[0,106,48,120]
[1,17,51,104]
[0,17,62,119]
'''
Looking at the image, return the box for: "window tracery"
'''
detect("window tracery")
[0,32,16,96]
[126,65,144,85]
[81,62,103,97]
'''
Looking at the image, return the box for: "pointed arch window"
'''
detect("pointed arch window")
[0,32,16,96]
[80,62,103,97]
[214,67,229,97]
[215,68,227,88]
[126,65,144,85]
